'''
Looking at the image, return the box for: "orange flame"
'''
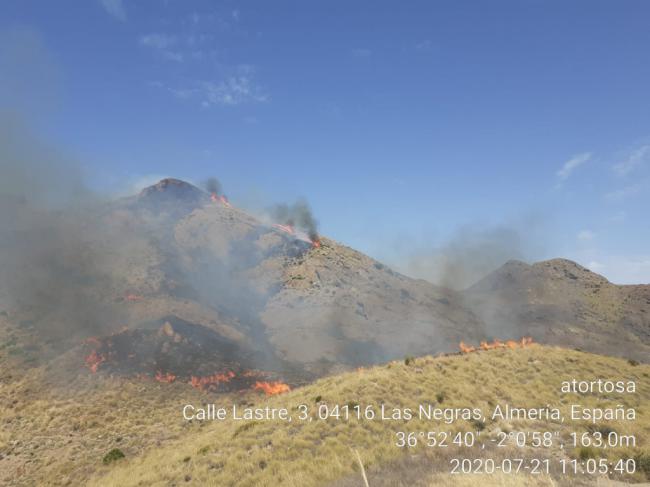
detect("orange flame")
[189,371,236,391]
[461,337,534,354]
[211,193,232,208]
[252,380,291,396]
[311,239,321,248]
[459,341,476,353]
[84,350,106,373]
[155,371,177,383]
[125,293,142,302]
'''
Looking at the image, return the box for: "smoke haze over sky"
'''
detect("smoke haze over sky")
[1,1,649,284]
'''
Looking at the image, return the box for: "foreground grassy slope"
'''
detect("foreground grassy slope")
[87,346,649,487]
[0,363,212,486]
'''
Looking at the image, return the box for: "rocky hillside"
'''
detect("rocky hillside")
[261,237,480,367]
[465,259,650,361]
[111,179,485,373]
[1,178,647,382]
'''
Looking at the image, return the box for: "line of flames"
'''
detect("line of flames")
[189,371,236,390]
[459,336,534,354]
[82,355,290,396]
[155,370,177,383]
[162,370,291,396]
[253,380,291,395]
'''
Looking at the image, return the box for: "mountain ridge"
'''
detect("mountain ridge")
[2,178,647,379]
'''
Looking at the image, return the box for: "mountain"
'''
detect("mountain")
[464,258,650,360]
[1,178,647,385]
[2,178,650,486]
[260,236,483,367]
[102,178,486,375]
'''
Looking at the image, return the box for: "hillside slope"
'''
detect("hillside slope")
[465,259,650,360]
[2,178,648,381]
[1,178,485,377]
[78,345,649,487]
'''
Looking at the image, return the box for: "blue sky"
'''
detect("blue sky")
[1,0,649,284]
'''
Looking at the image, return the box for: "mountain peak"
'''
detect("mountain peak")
[139,178,202,197]
[533,258,609,284]
[136,178,207,214]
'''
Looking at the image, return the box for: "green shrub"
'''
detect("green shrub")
[102,448,125,465]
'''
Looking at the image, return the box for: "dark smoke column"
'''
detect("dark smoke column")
[205,177,221,196]
[271,199,320,245]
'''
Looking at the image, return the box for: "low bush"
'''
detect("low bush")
[102,448,125,465]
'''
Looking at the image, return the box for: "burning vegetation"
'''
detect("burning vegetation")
[210,192,231,207]
[253,380,291,396]
[205,175,322,249]
[69,179,320,397]
[84,349,106,373]
[189,371,236,390]
[154,370,177,383]
[270,199,321,248]
[206,176,232,208]
[81,317,293,395]
[459,336,534,354]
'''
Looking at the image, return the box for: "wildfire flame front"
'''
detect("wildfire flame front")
[253,381,291,396]
[460,337,534,354]
[189,371,236,391]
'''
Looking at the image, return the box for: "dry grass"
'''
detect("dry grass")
[1,321,647,487]
[0,358,211,486]
[63,346,650,487]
